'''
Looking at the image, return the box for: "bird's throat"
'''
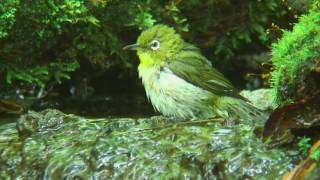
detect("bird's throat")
[137,52,155,70]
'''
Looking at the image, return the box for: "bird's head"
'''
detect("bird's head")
[123,24,184,68]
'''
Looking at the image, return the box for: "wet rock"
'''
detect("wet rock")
[0,109,299,179]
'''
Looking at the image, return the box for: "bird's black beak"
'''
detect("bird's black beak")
[123,43,140,51]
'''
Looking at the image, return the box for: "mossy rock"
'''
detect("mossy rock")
[0,109,300,179]
[240,88,275,111]
[271,3,320,106]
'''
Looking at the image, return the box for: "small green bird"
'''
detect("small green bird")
[124,24,264,120]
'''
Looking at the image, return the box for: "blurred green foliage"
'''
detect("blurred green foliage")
[0,0,303,93]
[298,137,312,155]
[311,147,320,161]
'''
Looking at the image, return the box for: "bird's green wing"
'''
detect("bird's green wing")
[165,44,243,99]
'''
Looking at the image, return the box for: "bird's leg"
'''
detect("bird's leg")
[223,118,239,126]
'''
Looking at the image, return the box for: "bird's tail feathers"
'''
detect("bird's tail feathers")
[217,97,267,123]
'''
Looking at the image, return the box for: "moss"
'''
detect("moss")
[271,3,320,106]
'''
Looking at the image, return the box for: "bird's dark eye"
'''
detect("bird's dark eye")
[150,40,160,50]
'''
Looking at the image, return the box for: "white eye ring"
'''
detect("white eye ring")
[150,40,160,50]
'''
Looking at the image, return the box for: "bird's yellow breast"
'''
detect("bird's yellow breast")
[137,52,155,70]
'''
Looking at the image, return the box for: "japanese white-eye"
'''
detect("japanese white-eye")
[124,24,264,120]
